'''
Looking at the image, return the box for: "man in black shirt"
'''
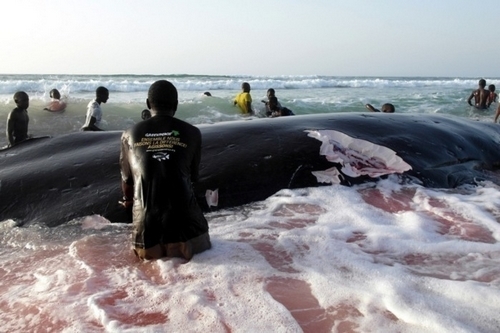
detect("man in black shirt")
[120,80,211,260]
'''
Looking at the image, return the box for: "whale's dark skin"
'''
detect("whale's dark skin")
[2,113,500,227]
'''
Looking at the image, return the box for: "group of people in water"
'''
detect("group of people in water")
[6,88,68,146]
[4,78,500,261]
[467,78,500,123]
[232,82,295,117]
[467,79,497,110]
[6,78,500,148]
[5,83,298,147]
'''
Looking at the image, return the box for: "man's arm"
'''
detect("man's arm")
[495,105,500,123]
[87,116,103,131]
[365,104,379,112]
[467,91,476,106]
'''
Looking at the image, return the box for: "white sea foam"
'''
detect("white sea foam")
[0,180,499,332]
[1,74,499,95]
[1,74,499,148]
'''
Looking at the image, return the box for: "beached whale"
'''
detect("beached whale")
[1,113,500,227]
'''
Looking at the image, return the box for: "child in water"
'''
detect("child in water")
[7,91,30,147]
[44,89,67,112]
[268,96,294,117]
[261,88,282,116]
[233,82,253,115]
[365,103,395,113]
[487,84,497,108]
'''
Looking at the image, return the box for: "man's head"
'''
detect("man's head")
[96,86,109,103]
[267,88,275,98]
[479,79,486,88]
[141,109,152,120]
[489,84,496,93]
[268,96,280,111]
[381,103,395,113]
[147,80,178,115]
[50,89,61,100]
[242,82,251,93]
[14,91,29,109]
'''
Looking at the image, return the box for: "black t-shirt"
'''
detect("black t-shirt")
[120,114,208,248]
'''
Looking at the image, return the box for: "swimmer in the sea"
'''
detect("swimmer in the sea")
[365,103,395,113]
[44,89,66,112]
[261,88,282,116]
[268,96,294,117]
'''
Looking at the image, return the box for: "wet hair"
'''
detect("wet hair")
[203,91,212,96]
[148,80,178,111]
[267,88,275,96]
[489,84,496,92]
[13,91,29,103]
[479,79,486,88]
[49,89,61,99]
[381,103,395,113]
[242,82,251,92]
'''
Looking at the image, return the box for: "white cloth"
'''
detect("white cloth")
[83,99,102,127]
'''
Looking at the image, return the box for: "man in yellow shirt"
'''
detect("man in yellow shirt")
[233,82,253,115]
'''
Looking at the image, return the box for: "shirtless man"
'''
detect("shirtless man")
[6,91,30,147]
[467,79,490,110]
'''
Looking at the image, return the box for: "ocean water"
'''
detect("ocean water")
[1,74,499,147]
[1,74,500,332]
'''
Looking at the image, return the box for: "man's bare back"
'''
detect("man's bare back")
[468,79,490,109]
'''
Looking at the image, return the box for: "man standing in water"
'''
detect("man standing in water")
[6,91,30,147]
[82,86,109,131]
[120,80,211,260]
[467,79,490,110]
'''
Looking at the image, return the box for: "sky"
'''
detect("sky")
[0,0,498,77]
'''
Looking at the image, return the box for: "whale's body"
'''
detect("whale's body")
[2,113,500,226]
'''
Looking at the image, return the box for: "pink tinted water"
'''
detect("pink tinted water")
[1,180,500,332]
